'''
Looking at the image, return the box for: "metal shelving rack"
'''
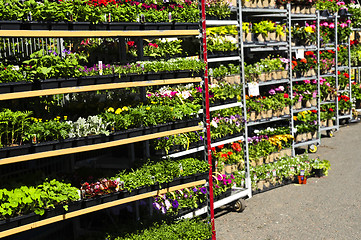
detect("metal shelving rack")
[290,8,321,154]
[238,2,291,190]
[319,14,340,137]
[0,5,216,239]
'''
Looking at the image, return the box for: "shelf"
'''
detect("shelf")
[319,46,336,51]
[339,114,352,120]
[293,139,320,148]
[0,77,202,101]
[247,115,290,126]
[180,187,252,219]
[243,42,287,48]
[246,78,289,87]
[248,46,288,52]
[291,13,316,19]
[352,28,361,31]
[338,89,350,93]
[291,45,317,51]
[293,106,317,113]
[241,8,287,13]
[209,101,243,112]
[0,179,207,238]
[332,66,350,71]
[321,100,336,104]
[0,126,202,166]
[320,126,338,131]
[208,56,240,63]
[0,30,199,38]
[206,20,238,26]
[292,76,316,82]
[320,73,336,78]
[211,135,244,147]
[162,134,245,158]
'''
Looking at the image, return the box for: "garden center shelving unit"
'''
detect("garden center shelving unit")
[0,24,216,240]
[238,3,293,170]
[290,9,321,154]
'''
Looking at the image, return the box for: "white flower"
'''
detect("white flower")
[254,129,259,134]
[181,90,192,99]
[12,65,19,71]
[211,120,218,128]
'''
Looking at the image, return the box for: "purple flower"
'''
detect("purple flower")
[153,202,161,210]
[161,206,167,214]
[201,187,207,194]
[172,200,179,208]
[269,89,276,95]
[192,187,198,193]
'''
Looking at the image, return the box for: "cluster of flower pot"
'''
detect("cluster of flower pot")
[245,57,289,82]
[320,104,336,127]
[0,100,201,158]
[292,80,318,109]
[291,22,316,46]
[246,86,292,122]
[152,173,235,216]
[293,110,318,143]
[316,0,349,16]
[242,21,287,43]
[242,0,280,9]
[207,26,238,57]
[0,157,209,230]
[0,51,205,94]
[233,155,331,192]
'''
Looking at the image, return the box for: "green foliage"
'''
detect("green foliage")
[0,179,79,219]
[109,218,211,240]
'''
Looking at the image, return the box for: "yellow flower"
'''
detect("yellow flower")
[146,107,151,110]
[171,108,174,111]
[151,101,156,104]
[115,108,122,114]
[304,26,314,33]
[64,116,68,120]
[38,118,42,122]
[293,116,297,121]
[108,107,115,112]
[56,116,60,119]
[34,118,38,123]
[122,106,129,111]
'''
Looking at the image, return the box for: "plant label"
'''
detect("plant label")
[241,179,245,188]
[99,61,103,75]
[296,48,305,59]
[179,163,183,174]
[300,170,305,176]
[248,82,260,96]
[272,169,277,177]
[119,181,125,190]
[77,190,82,200]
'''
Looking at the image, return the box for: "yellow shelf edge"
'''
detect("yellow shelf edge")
[0,126,203,165]
[0,77,202,101]
[0,30,199,38]
[0,179,207,238]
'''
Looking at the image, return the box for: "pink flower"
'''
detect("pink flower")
[312,79,317,84]
[340,23,348,28]
[325,82,331,87]
[321,21,328,27]
[304,79,311,84]
[336,1,345,5]
[329,23,335,29]
[346,19,351,24]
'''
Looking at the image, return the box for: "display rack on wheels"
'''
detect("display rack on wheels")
[0,10,216,240]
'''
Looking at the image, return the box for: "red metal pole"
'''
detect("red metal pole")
[200,0,215,239]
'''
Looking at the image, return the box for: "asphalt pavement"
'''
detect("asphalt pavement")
[215,122,361,240]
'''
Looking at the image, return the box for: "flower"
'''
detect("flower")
[284,93,289,98]
[115,108,122,114]
[329,23,335,29]
[304,79,311,84]
[172,200,179,208]
[200,187,207,194]
[192,187,198,193]
[217,144,224,149]
[127,41,135,47]
[269,89,276,95]
[107,107,114,112]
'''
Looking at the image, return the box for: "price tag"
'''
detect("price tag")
[179,163,183,174]
[296,48,305,59]
[98,61,103,75]
[248,82,260,96]
[168,12,172,22]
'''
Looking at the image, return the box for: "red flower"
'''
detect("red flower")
[300,58,307,64]
[227,151,233,156]
[211,147,216,152]
[343,73,349,78]
[329,108,334,112]
[231,142,242,152]
[337,71,341,75]
[311,110,317,113]
[305,51,314,56]
[127,41,135,47]
[337,47,340,51]
[221,153,228,159]
[327,50,335,54]
[217,144,224,149]
[284,93,289,98]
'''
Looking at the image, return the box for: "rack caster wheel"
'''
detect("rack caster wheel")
[233,198,246,212]
[308,144,317,153]
[327,130,334,138]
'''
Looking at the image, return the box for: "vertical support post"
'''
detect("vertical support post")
[237,0,252,195]
[198,0,215,238]
[348,15,352,117]
[287,3,296,157]
[317,10,321,142]
[335,15,339,128]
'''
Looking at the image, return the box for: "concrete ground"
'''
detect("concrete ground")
[215,123,361,240]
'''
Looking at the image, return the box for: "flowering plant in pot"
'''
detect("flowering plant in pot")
[338,20,352,43]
